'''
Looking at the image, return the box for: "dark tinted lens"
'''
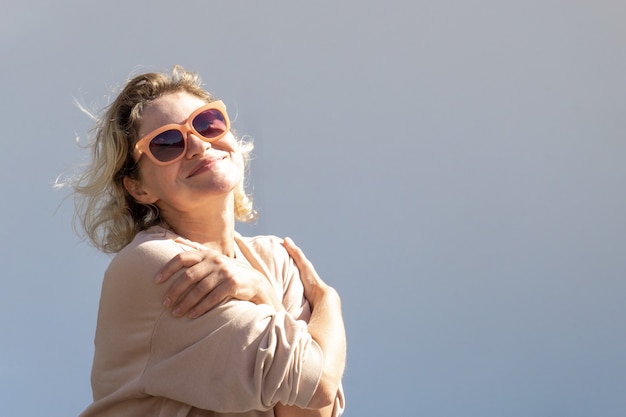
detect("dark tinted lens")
[192,109,227,139]
[149,130,185,162]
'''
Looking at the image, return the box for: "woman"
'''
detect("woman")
[70,66,346,416]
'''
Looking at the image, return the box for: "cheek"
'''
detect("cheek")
[137,163,177,190]
[219,132,241,152]
[234,150,245,166]
[233,153,246,179]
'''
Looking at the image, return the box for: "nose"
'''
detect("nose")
[185,132,211,159]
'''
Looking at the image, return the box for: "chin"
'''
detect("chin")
[205,176,242,194]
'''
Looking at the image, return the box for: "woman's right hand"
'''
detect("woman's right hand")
[155,249,284,318]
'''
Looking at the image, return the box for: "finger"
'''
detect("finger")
[172,274,223,317]
[163,263,216,308]
[283,238,330,302]
[186,281,235,319]
[283,237,316,272]
[155,251,205,283]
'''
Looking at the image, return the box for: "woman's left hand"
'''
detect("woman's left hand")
[155,249,284,318]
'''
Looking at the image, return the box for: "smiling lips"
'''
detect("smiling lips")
[187,155,226,178]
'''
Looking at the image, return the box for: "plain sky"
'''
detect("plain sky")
[1,1,625,416]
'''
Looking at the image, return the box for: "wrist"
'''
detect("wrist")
[307,285,339,308]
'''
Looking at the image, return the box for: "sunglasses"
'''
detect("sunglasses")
[132,100,230,165]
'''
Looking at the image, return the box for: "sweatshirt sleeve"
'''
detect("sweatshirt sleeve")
[142,300,323,412]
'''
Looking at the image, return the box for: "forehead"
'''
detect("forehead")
[138,92,207,137]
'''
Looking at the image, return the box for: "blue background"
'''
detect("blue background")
[1,1,625,416]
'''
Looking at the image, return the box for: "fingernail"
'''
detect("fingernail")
[188,311,198,319]
[155,273,163,283]
[172,307,182,316]
[163,297,172,307]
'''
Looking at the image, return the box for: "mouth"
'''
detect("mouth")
[186,155,226,178]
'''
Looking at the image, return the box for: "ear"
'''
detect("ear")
[123,176,158,204]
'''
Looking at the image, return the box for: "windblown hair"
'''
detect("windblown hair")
[67,65,256,253]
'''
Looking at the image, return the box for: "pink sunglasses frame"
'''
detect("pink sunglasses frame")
[132,100,230,166]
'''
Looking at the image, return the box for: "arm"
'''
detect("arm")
[143,298,324,412]
[275,238,346,417]
[152,237,345,414]
[97,234,325,413]
[155,248,285,318]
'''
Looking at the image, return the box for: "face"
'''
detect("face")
[124,92,244,217]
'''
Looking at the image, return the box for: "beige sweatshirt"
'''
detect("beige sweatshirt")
[80,226,344,417]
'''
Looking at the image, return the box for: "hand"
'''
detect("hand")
[282,237,332,307]
[155,249,283,318]
[279,238,344,416]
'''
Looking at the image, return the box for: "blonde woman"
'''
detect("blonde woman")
[70,66,346,417]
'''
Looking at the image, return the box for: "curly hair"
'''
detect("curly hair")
[67,65,256,253]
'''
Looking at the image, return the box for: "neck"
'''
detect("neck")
[160,195,237,258]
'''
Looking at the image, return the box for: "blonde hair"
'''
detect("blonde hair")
[67,65,256,253]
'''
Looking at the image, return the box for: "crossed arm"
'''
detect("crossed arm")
[155,238,346,417]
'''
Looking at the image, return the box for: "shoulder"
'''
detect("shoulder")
[94,228,187,347]
[106,226,189,284]
[116,226,194,262]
